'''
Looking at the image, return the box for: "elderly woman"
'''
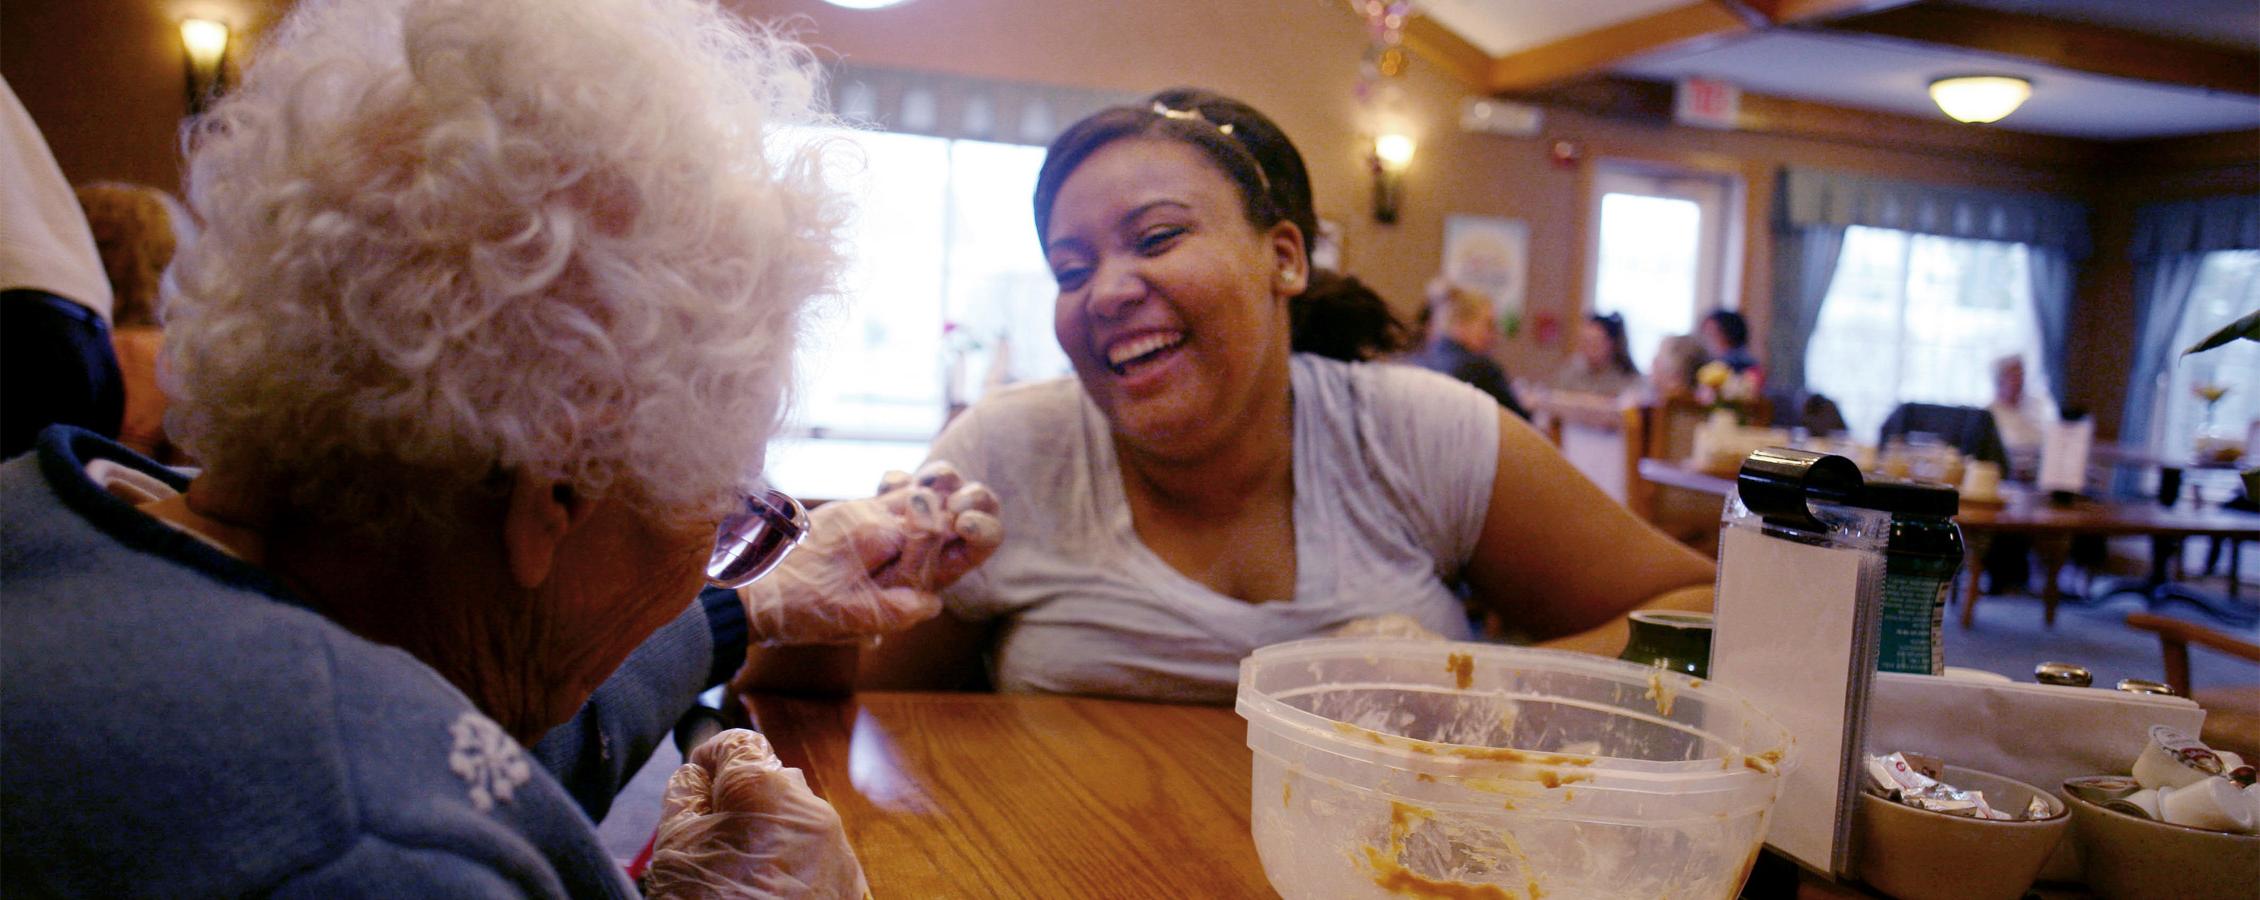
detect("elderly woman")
[749,90,1713,703]
[76,182,186,461]
[0,0,996,895]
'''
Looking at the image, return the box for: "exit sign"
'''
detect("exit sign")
[1675,77,1740,130]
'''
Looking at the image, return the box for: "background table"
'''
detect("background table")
[1634,459,2260,627]
[739,691,1276,898]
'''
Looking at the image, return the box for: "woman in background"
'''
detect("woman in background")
[1699,308,1762,385]
[1647,333,1706,403]
[1554,311,1641,398]
[802,90,1714,703]
[76,182,187,462]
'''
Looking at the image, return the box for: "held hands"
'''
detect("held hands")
[645,729,867,899]
[738,461,1003,646]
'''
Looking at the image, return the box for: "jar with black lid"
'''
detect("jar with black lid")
[1849,479,1964,675]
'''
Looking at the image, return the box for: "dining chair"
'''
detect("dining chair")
[1876,402,2009,468]
[2123,612,2260,760]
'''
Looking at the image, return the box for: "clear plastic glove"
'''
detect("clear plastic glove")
[739,460,1002,646]
[645,729,866,899]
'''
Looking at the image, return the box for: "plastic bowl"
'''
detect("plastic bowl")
[2060,777,2260,900]
[1851,765,2067,900]
[1236,639,1794,900]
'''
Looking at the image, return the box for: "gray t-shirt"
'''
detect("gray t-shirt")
[930,353,1500,703]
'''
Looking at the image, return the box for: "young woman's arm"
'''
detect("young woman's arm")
[1461,409,1716,655]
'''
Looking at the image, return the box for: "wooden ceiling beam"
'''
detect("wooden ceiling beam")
[1486,2,1752,93]
[1751,0,1925,25]
[1399,13,1495,91]
[1522,76,2104,167]
[1827,3,2260,99]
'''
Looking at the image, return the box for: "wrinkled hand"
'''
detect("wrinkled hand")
[738,461,1002,646]
[645,729,866,899]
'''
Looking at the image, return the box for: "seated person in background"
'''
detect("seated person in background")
[1699,308,1762,386]
[1553,311,1642,399]
[3,1,1000,893]
[1410,278,1528,418]
[76,182,188,463]
[1646,333,1706,404]
[740,89,1714,704]
[1985,353,2054,479]
[1,81,122,458]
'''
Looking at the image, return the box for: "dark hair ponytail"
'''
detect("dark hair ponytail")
[1292,270,1412,362]
[1591,312,1639,376]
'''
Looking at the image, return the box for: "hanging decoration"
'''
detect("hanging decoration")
[1354,0,1415,103]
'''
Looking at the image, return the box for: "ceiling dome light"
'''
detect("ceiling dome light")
[1928,75,2031,124]
[821,0,913,8]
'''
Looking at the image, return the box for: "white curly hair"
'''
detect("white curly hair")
[163,0,844,532]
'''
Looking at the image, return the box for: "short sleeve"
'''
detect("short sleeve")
[1346,361,1501,572]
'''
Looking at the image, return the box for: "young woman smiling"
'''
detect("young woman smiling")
[846,91,1716,703]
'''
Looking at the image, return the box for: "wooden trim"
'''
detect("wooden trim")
[1709,0,1772,30]
[1487,3,1752,93]
[1527,77,2103,167]
[1733,89,2102,167]
[1400,13,1494,91]
[1753,0,1924,24]
[2106,129,2260,172]
[1827,4,2260,99]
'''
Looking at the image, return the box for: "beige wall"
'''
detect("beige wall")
[7,0,2247,437]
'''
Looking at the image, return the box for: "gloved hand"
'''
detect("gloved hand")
[739,461,1002,646]
[644,729,867,899]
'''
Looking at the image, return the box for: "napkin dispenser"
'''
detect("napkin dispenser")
[1709,448,1889,877]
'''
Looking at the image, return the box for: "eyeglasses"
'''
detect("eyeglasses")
[705,488,809,589]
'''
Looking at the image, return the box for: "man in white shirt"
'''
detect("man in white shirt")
[1987,354,2056,481]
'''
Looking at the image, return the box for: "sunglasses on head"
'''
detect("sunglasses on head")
[705,488,809,589]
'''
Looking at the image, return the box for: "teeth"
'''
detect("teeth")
[1106,333,1184,368]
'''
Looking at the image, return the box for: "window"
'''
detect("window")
[1586,165,1740,368]
[2155,250,2260,464]
[1803,226,2046,440]
[763,128,1064,499]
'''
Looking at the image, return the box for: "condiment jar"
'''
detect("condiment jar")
[1847,479,1963,675]
[1619,610,1713,679]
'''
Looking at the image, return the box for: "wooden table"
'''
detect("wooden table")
[1634,459,2260,627]
[738,691,1276,898]
[736,690,1949,899]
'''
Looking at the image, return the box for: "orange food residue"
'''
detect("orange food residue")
[1537,770,1590,789]
[1362,802,1523,900]
[1447,652,1475,690]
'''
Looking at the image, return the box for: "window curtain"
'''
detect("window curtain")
[1774,168,2090,401]
[1763,224,1846,400]
[826,63,1135,147]
[2118,193,2260,459]
[2026,248,2074,406]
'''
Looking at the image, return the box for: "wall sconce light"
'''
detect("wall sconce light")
[1928,75,2030,124]
[180,18,231,116]
[1371,132,1415,224]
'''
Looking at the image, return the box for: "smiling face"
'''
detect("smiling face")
[1043,137,1305,459]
